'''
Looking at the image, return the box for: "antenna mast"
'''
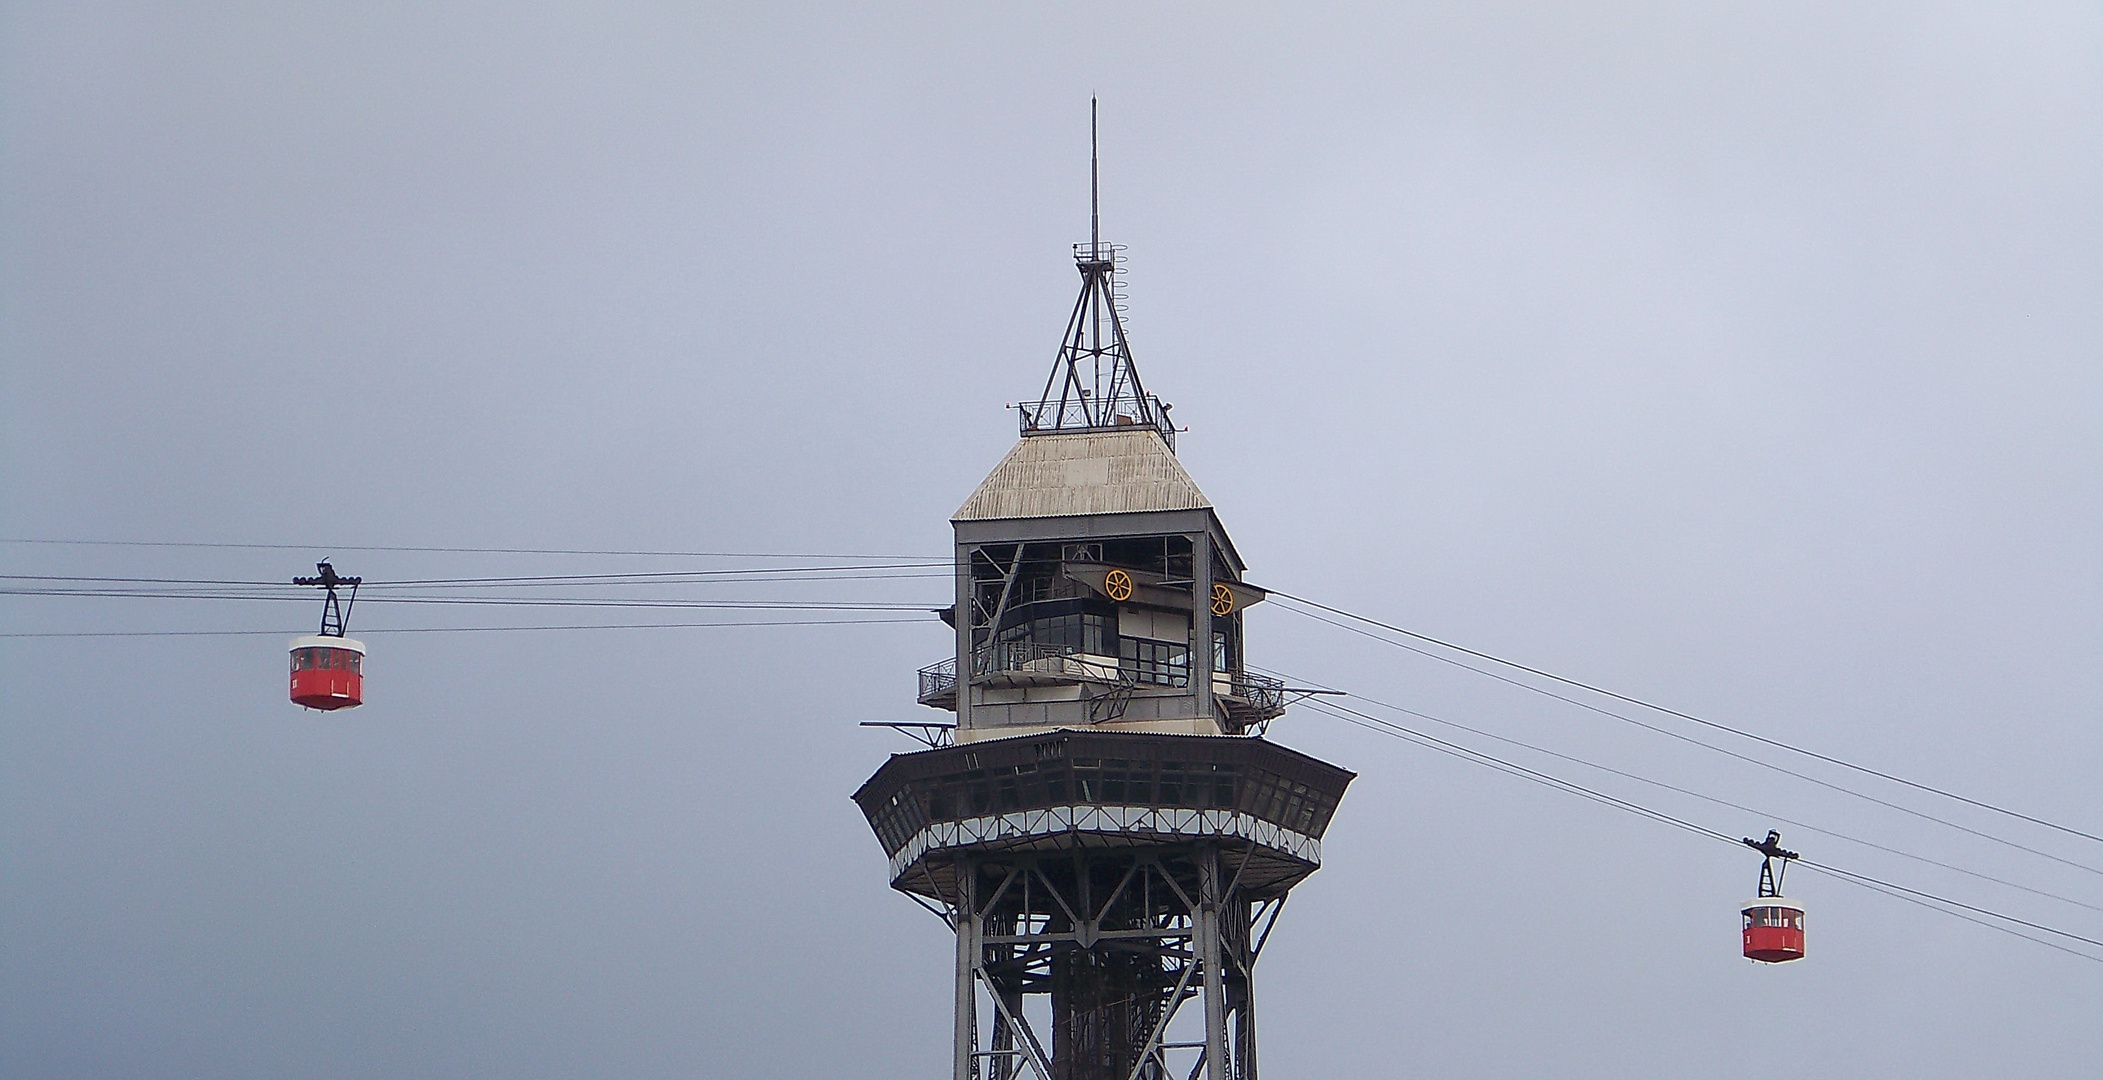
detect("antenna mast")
[1090,96,1100,259]
[1018,100,1177,449]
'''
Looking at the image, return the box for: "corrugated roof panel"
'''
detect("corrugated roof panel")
[953,430,1211,521]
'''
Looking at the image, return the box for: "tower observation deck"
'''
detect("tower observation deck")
[854,105,1351,1080]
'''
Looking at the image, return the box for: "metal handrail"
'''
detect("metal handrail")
[1017,392,1175,449]
[918,657,958,704]
[1219,669,1287,711]
[918,643,1129,703]
[926,651,1285,706]
[973,641,1099,678]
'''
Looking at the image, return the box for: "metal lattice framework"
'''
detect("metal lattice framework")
[1017,244,1174,449]
[855,730,1352,1080]
[1018,100,1175,449]
[945,843,1274,1080]
[291,561,360,637]
[1744,829,1799,897]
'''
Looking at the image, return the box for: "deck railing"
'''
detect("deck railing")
[1016,392,1176,450]
[918,657,959,705]
[1221,669,1287,713]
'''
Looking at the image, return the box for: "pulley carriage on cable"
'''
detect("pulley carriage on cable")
[1741,830,1806,963]
[289,561,364,711]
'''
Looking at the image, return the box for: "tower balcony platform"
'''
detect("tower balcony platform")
[917,645,1290,729]
[1217,669,1289,729]
[854,728,1353,906]
[917,642,1122,712]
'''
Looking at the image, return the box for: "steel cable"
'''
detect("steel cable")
[1301,699,2103,963]
[1270,590,2103,847]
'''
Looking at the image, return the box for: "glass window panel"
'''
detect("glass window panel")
[1119,638,1191,686]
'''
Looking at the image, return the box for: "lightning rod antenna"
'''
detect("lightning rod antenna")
[1090,96,1100,259]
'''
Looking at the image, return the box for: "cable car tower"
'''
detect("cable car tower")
[854,105,1353,1080]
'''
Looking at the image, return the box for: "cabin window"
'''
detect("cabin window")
[1744,906,1799,929]
[1120,638,1189,686]
[999,610,1112,655]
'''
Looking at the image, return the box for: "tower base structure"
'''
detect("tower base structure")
[855,730,1352,1080]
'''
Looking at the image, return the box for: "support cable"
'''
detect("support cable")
[0,538,939,559]
[1272,590,2103,845]
[0,591,937,611]
[0,616,932,638]
[1252,669,2103,915]
[0,564,947,588]
[1300,699,2103,963]
[1273,597,2103,869]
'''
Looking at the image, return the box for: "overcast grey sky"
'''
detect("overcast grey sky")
[4,3,2100,1077]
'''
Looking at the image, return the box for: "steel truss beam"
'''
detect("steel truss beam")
[935,843,1266,1080]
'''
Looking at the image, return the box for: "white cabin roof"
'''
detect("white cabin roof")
[290,635,364,653]
[953,429,1211,522]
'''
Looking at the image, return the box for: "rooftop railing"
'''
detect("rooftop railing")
[1017,394,1176,450]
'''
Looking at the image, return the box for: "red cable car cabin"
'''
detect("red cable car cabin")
[1741,898,1806,963]
[289,635,364,710]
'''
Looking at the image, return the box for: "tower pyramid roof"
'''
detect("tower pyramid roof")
[953,429,1210,522]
